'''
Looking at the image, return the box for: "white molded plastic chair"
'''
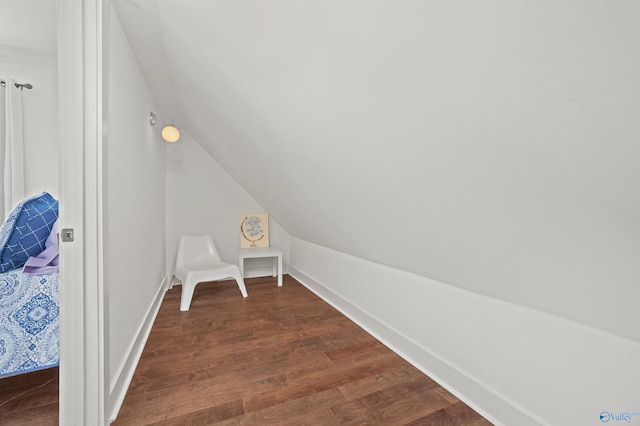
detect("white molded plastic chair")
[174,234,248,311]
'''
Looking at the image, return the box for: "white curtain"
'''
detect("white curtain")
[0,78,25,222]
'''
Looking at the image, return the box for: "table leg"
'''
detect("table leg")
[272,256,277,277]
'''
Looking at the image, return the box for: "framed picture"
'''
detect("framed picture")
[240,213,269,248]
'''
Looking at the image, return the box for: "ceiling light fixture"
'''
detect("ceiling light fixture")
[162,125,180,143]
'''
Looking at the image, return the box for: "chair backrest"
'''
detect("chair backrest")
[175,234,222,268]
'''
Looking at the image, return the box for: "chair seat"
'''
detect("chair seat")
[176,261,234,274]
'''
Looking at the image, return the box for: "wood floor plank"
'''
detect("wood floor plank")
[404,401,494,426]
[0,403,58,426]
[227,387,346,425]
[0,367,58,425]
[0,368,58,393]
[337,364,440,402]
[324,340,386,361]
[331,380,453,424]
[146,398,245,426]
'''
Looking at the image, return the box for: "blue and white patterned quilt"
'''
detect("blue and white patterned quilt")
[0,268,59,377]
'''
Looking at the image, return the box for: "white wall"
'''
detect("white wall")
[166,132,289,281]
[290,238,640,426]
[0,51,58,199]
[105,6,167,419]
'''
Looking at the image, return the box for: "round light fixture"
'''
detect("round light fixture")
[162,125,180,143]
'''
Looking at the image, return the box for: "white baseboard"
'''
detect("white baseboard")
[288,266,539,426]
[108,276,167,423]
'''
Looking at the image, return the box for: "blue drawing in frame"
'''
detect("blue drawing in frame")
[240,213,269,248]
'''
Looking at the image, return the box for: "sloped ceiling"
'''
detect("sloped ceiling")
[113,0,640,333]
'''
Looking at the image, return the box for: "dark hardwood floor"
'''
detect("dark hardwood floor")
[0,275,492,425]
[0,367,58,425]
[114,275,491,425]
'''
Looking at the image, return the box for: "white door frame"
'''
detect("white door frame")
[57,0,107,424]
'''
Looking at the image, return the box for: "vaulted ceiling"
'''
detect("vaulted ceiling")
[113,0,639,334]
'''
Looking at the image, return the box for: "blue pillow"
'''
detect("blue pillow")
[0,192,59,273]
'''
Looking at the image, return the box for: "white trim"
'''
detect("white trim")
[82,0,106,422]
[57,0,106,424]
[288,266,539,426]
[108,277,167,423]
[57,0,86,423]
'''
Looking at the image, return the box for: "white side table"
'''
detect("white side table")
[238,247,283,286]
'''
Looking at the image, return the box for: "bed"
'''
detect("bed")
[0,192,59,378]
[0,269,59,377]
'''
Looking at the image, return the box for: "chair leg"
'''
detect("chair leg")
[180,279,197,311]
[233,271,248,298]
